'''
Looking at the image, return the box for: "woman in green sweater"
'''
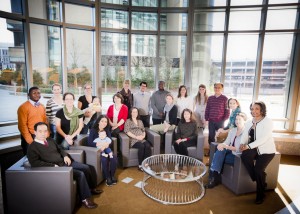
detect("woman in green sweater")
[173,108,198,156]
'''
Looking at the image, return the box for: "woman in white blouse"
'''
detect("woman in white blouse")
[175,85,193,124]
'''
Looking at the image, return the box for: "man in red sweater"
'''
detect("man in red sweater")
[18,86,47,154]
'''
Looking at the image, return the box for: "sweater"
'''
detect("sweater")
[46,98,63,125]
[87,128,112,147]
[133,91,151,115]
[151,89,169,119]
[27,138,68,167]
[222,127,244,155]
[107,104,128,131]
[175,96,193,118]
[175,121,198,141]
[205,94,230,122]
[240,117,276,155]
[17,101,47,144]
[163,105,178,125]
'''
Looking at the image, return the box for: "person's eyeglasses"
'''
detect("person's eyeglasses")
[85,87,92,90]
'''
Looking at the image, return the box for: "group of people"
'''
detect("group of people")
[17,80,276,207]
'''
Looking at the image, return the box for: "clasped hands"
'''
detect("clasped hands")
[239,144,249,151]
[65,135,73,145]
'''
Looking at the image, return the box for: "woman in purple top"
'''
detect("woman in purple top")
[87,115,117,186]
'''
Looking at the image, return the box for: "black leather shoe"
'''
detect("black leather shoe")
[205,180,217,189]
[255,198,264,204]
[82,198,98,209]
[91,188,103,195]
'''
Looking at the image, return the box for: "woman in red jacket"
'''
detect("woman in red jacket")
[106,93,128,137]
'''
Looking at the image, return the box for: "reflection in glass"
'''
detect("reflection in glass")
[266,7,297,30]
[225,34,258,109]
[0,18,26,123]
[159,36,186,92]
[66,29,93,94]
[0,0,22,14]
[132,12,157,31]
[195,0,225,7]
[28,0,60,21]
[230,0,262,5]
[65,3,93,26]
[101,9,128,29]
[258,33,293,124]
[132,0,158,7]
[229,9,261,31]
[191,34,223,94]
[30,24,62,89]
[160,13,187,31]
[161,0,188,7]
[101,32,128,97]
[131,34,156,91]
[194,10,225,31]
[101,0,129,5]
[269,0,298,4]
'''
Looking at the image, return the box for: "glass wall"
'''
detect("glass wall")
[131,34,156,91]
[28,0,60,21]
[159,35,186,92]
[0,18,26,126]
[30,24,62,91]
[66,29,94,95]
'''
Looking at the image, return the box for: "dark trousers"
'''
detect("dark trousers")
[21,134,35,155]
[241,149,275,200]
[173,138,197,156]
[101,156,117,180]
[132,140,152,165]
[69,161,97,201]
[208,120,225,144]
[152,118,163,125]
[140,115,150,128]
[80,119,96,134]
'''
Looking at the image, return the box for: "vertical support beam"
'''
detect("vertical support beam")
[23,0,33,88]
[95,0,101,98]
[61,0,68,93]
[185,0,194,94]
[253,0,268,101]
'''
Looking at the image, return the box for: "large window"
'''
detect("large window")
[101,9,128,29]
[131,34,156,91]
[30,24,62,90]
[258,33,294,129]
[101,32,128,100]
[192,34,224,93]
[28,0,60,21]
[66,29,94,95]
[0,18,26,136]
[159,35,186,92]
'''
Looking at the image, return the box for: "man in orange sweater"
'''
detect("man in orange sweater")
[18,86,47,154]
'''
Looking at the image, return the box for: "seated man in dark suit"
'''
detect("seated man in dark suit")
[27,122,102,209]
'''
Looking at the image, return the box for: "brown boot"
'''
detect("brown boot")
[82,198,98,209]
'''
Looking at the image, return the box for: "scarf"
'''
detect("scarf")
[63,105,83,135]
[163,103,174,123]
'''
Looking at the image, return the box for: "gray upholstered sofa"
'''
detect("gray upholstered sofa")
[209,142,281,195]
[119,128,160,167]
[71,134,117,184]
[5,150,84,214]
[165,128,204,160]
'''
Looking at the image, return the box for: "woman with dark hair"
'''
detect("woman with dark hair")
[240,101,276,204]
[87,115,118,186]
[56,92,83,149]
[175,85,193,124]
[106,93,128,137]
[193,84,208,129]
[173,108,198,156]
[124,107,152,170]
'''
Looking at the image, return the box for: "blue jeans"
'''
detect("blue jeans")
[210,149,235,173]
[50,124,57,139]
[60,139,70,150]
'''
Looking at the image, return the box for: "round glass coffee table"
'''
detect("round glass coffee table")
[141,154,206,205]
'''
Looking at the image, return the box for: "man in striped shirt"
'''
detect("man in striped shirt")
[205,83,230,149]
